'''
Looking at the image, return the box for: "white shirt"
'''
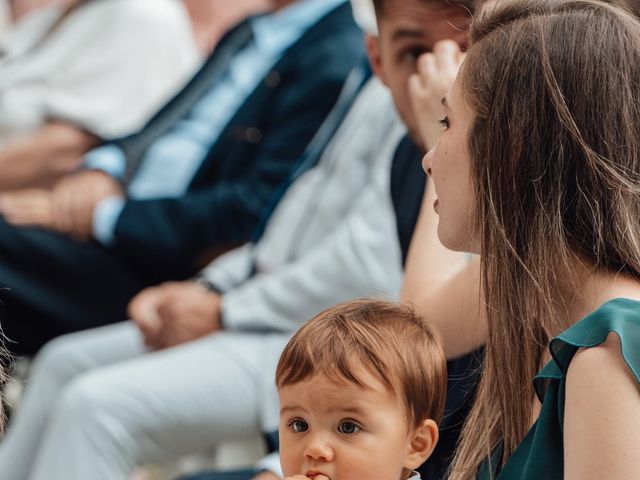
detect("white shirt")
[0,0,199,142]
[200,77,406,332]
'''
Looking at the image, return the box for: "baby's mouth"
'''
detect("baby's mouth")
[306,471,330,480]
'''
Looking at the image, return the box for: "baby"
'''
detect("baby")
[276,299,447,480]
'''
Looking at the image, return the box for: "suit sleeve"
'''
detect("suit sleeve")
[220,133,405,332]
[111,52,362,270]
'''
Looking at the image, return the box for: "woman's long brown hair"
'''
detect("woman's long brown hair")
[449,1,640,477]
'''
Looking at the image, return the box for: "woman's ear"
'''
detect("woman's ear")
[404,419,439,470]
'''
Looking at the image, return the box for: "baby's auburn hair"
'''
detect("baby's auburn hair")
[276,299,447,426]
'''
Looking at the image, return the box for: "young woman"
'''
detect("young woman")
[406,0,640,478]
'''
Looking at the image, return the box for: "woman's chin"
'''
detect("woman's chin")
[438,227,476,254]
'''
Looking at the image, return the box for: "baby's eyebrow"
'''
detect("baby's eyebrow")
[327,405,367,415]
[280,405,305,415]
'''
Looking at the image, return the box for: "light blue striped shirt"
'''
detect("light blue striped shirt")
[86,0,347,245]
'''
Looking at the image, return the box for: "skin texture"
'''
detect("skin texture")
[404,68,486,362]
[279,370,437,480]
[564,333,640,480]
[366,0,469,147]
[128,281,222,351]
[408,40,465,150]
[422,78,476,254]
[400,177,484,360]
[0,122,99,191]
[0,169,123,239]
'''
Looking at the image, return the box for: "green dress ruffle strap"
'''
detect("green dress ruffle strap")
[477,298,640,479]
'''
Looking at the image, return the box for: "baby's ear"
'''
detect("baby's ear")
[404,419,439,470]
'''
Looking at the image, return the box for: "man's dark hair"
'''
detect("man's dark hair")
[372,0,477,16]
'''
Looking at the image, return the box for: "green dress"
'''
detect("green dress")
[477,297,640,479]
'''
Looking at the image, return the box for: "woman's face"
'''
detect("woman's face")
[422,78,479,253]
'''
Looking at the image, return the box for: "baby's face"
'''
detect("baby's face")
[278,370,417,480]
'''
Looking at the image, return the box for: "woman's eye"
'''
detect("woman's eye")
[337,421,360,435]
[289,419,309,433]
[438,116,450,129]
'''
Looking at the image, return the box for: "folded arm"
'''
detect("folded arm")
[0,122,99,191]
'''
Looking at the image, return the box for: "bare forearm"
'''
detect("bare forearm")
[402,178,486,359]
[0,122,100,191]
[402,177,467,302]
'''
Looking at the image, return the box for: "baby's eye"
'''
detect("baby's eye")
[337,421,360,435]
[289,419,309,433]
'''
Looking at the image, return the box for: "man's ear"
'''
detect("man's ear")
[365,34,386,84]
[404,419,439,470]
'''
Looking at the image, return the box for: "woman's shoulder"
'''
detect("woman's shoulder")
[536,297,640,391]
[553,297,640,382]
[568,331,636,385]
[562,331,640,479]
[564,297,640,387]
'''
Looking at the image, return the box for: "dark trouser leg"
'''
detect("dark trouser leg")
[0,219,149,355]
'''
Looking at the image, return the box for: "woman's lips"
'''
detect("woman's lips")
[434,198,440,212]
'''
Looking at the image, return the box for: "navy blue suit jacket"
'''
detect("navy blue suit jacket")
[111,3,365,271]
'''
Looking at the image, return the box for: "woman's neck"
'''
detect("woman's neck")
[553,256,640,327]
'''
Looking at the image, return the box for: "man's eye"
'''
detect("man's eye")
[402,47,428,63]
[337,421,360,435]
[289,419,309,433]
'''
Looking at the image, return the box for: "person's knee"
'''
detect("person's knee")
[54,370,129,437]
[30,334,88,385]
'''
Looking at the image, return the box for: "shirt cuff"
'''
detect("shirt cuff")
[255,452,283,478]
[83,145,127,181]
[92,196,126,246]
